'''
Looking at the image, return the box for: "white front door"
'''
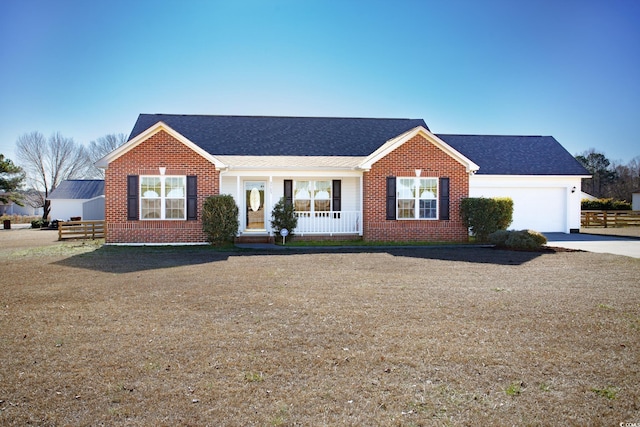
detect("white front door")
[244,181,266,231]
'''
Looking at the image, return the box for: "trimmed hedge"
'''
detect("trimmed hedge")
[489,229,548,251]
[202,195,239,245]
[581,198,631,210]
[460,197,514,242]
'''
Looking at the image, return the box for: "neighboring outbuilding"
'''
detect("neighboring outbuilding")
[96,114,590,245]
[47,180,105,221]
[0,191,44,216]
[633,190,640,211]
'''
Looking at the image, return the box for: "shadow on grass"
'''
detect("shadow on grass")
[52,244,546,274]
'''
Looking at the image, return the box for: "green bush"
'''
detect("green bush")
[30,219,48,229]
[201,195,239,245]
[581,198,631,210]
[270,197,297,242]
[460,197,514,242]
[489,229,547,251]
[487,229,510,247]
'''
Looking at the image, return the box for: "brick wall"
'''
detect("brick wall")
[363,134,469,242]
[105,130,219,244]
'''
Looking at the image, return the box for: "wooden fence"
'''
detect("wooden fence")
[58,220,105,240]
[581,210,640,228]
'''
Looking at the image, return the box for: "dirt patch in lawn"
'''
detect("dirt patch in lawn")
[1,230,639,425]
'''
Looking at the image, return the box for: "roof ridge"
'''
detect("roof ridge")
[436,133,548,138]
[140,113,423,121]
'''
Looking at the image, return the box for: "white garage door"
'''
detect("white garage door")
[471,187,566,232]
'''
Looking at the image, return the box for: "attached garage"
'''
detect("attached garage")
[470,178,573,232]
[438,134,590,234]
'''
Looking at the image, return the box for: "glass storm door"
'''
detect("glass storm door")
[245,181,266,230]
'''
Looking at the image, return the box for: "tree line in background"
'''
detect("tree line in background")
[575,149,640,203]
[0,132,126,219]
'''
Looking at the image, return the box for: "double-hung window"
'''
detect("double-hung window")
[140,176,186,220]
[397,177,438,220]
[294,180,332,215]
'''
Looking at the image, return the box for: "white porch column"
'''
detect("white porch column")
[236,176,241,230]
[359,174,364,235]
[268,176,273,235]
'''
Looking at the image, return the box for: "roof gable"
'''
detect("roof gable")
[359,126,479,173]
[48,180,104,200]
[128,114,429,157]
[96,121,225,168]
[437,134,590,176]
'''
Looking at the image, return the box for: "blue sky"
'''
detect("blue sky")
[1,0,638,165]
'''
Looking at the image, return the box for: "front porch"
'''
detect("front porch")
[237,210,363,240]
[221,172,364,239]
[294,210,361,235]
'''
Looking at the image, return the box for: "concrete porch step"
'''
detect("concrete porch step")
[235,235,274,244]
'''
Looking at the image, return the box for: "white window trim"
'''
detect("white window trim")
[293,180,332,214]
[397,177,439,220]
[140,175,187,220]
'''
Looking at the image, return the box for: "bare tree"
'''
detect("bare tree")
[608,156,640,202]
[16,131,92,219]
[87,133,127,178]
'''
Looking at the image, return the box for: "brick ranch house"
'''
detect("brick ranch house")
[96,114,589,245]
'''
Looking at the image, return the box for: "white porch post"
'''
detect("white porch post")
[359,174,364,235]
[219,171,223,197]
[236,176,241,231]
[268,176,273,235]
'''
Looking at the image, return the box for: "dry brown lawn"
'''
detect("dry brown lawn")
[1,229,639,426]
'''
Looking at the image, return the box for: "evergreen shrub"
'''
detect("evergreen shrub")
[460,197,514,242]
[270,197,297,242]
[489,229,548,251]
[202,195,239,245]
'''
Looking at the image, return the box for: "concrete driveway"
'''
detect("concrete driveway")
[545,232,640,259]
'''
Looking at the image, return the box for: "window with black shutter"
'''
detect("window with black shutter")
[332,180,341,218]
[284,180,293,206]
[127,175,139,220]
[386,177,396,220]
[186,175,197,220]
[439,177,450,220]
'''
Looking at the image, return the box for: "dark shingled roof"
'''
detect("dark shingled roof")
[128,114,589,176]
[437,134,589,176]
[48,180,105,200]
[129,114,429,156]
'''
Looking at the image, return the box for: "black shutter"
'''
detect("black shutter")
[439,177,450,220]
[284,180,293,205]
[332,180,341,211]
[127,175,139,220]
[386,177,396,220]
[187,175,197,220]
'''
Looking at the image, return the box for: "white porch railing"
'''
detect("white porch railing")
[294,211,362,235]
